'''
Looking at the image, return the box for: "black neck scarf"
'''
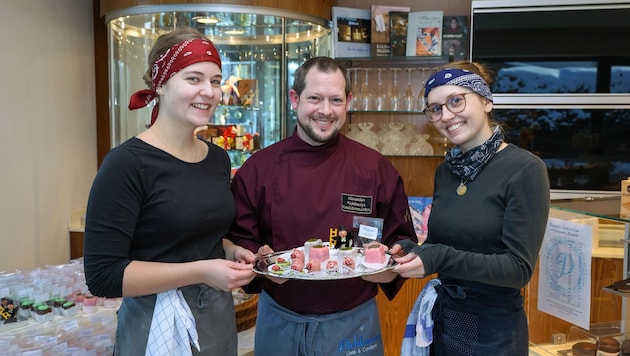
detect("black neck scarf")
[445,126,504,181]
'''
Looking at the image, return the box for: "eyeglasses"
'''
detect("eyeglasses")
[423,92,476,122]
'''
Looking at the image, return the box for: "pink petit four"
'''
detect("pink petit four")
[291,259,304,271]
[342,256,356,270]
[306,259,321,272]
[290,248,305,263]
[326,260,339,269]
[309,245,329,262]
[364,244,386,264]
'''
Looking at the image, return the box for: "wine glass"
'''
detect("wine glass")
[403,68,415,111]
[374,68,387,111]
[348,68,360,111]
[390,68,401,111]
[416,67,430,110]
[359,68,373,111]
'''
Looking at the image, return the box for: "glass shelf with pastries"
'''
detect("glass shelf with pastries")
[105,4,332,158]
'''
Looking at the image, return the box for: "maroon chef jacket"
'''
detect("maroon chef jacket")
[229,130,417,314]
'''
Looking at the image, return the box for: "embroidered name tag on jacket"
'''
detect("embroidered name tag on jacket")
[341,194,373,214]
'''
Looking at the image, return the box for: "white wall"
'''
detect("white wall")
[0,0,97,271]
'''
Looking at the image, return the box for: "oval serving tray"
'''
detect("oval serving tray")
[253,246,395,280]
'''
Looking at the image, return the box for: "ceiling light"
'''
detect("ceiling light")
[224,28,245,35]
[193,15,221,24]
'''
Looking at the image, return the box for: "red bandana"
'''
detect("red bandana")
[128,38,222,126]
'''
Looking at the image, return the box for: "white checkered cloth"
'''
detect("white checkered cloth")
[145,289,200,356]
[401,278,441,356]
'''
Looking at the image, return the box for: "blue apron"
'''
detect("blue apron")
[254,291,384,356]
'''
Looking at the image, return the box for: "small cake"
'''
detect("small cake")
[306,259,321,272]
[61,301,78,316]
[572,342,597,356]
[18,299,32,320]
[291,259,304,271]
[342,256,356,270]
[597,337,621,354]
[326,260,339,270]
[290,249,305,263]
[275,257,290,267]
[82,295,97,314]
[309,245,329,262]
[270,264,288,275]
[73,293,85,310]
[339,247,355,254]
[52,297,67,315]
[33,304,53,322]
[304,238,323,252]
[364,244,386,264]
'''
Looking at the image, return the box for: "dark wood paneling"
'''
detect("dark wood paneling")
[377,155,442,356]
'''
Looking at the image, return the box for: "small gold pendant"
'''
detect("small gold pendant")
[456,182,467,196]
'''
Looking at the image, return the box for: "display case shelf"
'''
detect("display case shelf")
[346,110,449,157]
[338,55,453,158]
[105,4,332,155]
[336,55,459,67]
[529,195,630,355]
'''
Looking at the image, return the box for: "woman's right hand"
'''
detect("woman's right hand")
[201,259,256,291]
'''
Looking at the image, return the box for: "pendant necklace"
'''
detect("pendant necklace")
[456,179,468,196]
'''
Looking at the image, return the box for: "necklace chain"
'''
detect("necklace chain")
[151,128,170,151]
[151,128,199,160]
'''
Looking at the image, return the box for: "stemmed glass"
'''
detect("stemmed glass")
[348,68,360,111]
[359,68,373,111]
[390,68,401,111]
[403,68,415,112]
[374,68,387,111]
[416,67,430,111]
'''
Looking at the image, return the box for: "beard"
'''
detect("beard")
[297,117,340,145]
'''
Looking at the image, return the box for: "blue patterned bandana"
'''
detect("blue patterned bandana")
[424,68,493,102]
[445,126,504,181]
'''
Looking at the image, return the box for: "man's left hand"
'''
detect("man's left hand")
[361,269,397,283]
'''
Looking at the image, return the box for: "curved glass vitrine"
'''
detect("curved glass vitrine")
[105,5,332,166]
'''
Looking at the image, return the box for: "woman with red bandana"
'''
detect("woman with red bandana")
[83,27,256,355]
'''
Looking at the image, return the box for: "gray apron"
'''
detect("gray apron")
[115,284,237,356]
[254,290,384,356]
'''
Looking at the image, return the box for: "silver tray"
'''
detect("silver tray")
[253,246,395,280]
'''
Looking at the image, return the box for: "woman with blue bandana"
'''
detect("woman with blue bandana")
[390,62,550,355]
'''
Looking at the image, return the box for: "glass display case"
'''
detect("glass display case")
[529,196,630,355]
[105,4,332,167]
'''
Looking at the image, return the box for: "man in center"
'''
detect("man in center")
[228,56,417,356]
